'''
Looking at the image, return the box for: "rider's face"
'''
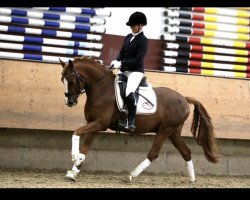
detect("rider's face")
[130,24,143,33]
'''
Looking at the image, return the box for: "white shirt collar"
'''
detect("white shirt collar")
[131,29,143,36]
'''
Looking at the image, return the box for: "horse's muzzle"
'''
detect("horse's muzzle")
[67,99,78,107]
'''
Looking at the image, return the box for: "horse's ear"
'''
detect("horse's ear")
[68,59,74,70]
[59,58,66,68]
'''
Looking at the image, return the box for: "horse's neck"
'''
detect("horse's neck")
[83,67,114,96]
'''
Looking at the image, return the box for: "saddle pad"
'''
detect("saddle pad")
[114,76,157,115]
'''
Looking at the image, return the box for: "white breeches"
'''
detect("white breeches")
[118,71,144,97]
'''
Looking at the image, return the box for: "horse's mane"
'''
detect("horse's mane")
[72,56,115,77]
[73,56,105,68]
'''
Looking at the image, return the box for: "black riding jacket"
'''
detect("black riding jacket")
[116,32,148,73]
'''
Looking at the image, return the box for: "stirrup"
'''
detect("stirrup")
[125,124,136,132]
[126,118,136,132]
[128,127,135,132]
[116,121,125,134]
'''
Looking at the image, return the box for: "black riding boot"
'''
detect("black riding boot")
[125,92,136,132]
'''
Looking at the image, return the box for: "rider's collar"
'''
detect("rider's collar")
[131,29,143,36]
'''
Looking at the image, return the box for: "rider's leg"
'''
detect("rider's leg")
[125,72,144,131]
[125,92,136,131]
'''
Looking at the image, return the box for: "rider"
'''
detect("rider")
[111,11,148,132]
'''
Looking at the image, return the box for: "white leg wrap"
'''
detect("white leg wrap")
[129,158,151,181]
[71,135,86,166]
[71,134,80,155]
[72,164,80,173]
[73,153,85,166]
[186,160,195,182]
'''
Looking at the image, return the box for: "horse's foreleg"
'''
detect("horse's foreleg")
[71,121,101,164]
[80,132,96,155]
[66,121,101,181]
[128,128,173,182]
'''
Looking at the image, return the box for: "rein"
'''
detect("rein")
[84,74,108,92]
[64,68,109,98]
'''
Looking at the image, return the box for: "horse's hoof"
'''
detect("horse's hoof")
[65,170,78,182]
[120,174,133,183]
[128,174,133,182]
[189,178,195,183]
[189,174,195,183]
[65,176,76,182]
[65,175,75,182]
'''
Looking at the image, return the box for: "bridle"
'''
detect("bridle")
[63,68,109,98]
[63,69,86,98]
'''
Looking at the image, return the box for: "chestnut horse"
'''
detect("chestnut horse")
[59,56,219,182]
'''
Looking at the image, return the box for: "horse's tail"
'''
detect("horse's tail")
[185,96,219,163]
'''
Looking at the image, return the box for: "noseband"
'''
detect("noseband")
[64,69,86,98]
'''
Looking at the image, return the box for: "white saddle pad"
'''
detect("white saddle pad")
[114,76,157,115]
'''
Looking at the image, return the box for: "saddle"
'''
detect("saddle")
[114,74,157,115]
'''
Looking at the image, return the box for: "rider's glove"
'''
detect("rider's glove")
[110,60,121,69]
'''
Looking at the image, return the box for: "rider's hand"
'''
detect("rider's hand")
[110,60,121,69]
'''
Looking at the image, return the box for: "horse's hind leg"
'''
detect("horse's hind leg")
[128,126,175,182]
[169,123,195,182]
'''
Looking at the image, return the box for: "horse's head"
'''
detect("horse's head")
[59,58,86,107]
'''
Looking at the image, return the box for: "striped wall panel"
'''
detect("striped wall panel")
[173,7,250,18]
[162,7,250,79]
[0,7,111,63]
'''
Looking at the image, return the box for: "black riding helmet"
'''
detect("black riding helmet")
[126,11,147,26]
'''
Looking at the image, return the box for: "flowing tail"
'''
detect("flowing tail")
[185,97,219,163]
